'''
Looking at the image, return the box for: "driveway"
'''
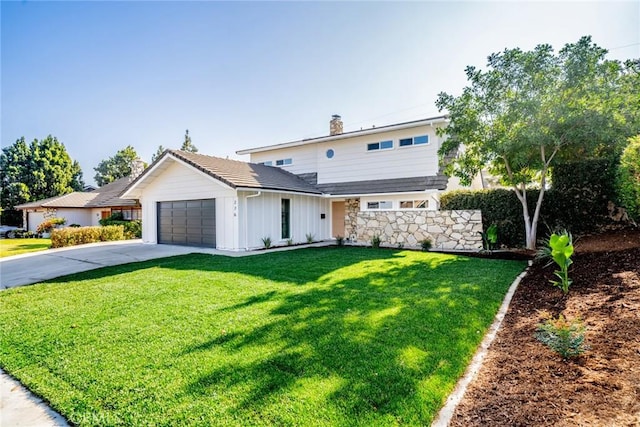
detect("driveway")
[0,240,231,289]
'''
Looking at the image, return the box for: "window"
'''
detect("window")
[111,207,141,220]
[399,135,429,147]
[367,140,393,151]
[326,149,334,159]
[400,200,428,209]
[259,161,273,166]
[276,158,292,166]
[281,199,291,239]
[367,201,392,210]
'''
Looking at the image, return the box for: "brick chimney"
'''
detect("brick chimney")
[330,114,343,136]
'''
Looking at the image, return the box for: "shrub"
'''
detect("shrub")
[535,314,588,360]
[616,135,640,221]
[99,216,141,239]
[50,225,124,248]
[336,235,344,247]
[306,233,315,244]
[547,230,574,294]
[286,238,293,246]
[14,229,36,239]
[261,236,272,249]
[371,234,381,249]
[36,217,66,234]
[420,239,432,251]
[480,223,498,250]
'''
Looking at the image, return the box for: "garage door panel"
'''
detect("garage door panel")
[157,199,216,247]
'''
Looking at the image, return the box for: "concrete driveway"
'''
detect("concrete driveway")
[0,240,231,289]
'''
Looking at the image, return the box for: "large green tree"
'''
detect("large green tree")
[180,129,198,153]
[93,145,145,186]
[1,135,84,216]
[436,36,639,249]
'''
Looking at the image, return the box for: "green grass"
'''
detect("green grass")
[0,238,51,257]
[0,247,525,426]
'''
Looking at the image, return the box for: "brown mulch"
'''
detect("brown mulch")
[450,228,640,427]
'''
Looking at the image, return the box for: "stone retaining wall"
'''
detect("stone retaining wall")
[352,209,483,250]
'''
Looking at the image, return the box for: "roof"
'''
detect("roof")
[15,177,139,210]
[122,150,322,197]
[236,115,448,155]
[316,175,449,196]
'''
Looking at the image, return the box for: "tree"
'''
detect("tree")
[93,145,145,186]
[617,135,640,220]
[436,36,638,249]
[151,145,166,163]
[1,136,84,221]
[180,129,198,152]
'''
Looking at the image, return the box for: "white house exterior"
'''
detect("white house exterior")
[121,150,330,250]
[120,116,484,251]
[16,178,141,232]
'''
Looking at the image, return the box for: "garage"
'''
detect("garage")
[157,199,216,247]
[27,211,46,233]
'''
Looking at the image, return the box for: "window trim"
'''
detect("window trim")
[366,140,394,152]
[275,158,293,166]
[366,201,393,210]
[399,135,429,148]
[399,200,428,210]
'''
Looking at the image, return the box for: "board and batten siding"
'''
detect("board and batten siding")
[240,191,330,250]
[138,160,239,250]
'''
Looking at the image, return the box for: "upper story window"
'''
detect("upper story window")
[399,135,429,147]
[326,149,335,159]
[400,200,428,209]
[275,158,293,166]
[367,140,393,151]
[259,161,273,166]
[367,201,392,210]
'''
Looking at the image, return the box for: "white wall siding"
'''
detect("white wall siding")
[241,191,330,249]
[248,144,318,175]
[138,160,237,249]
[57,209,92,227]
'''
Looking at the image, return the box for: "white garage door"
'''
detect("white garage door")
[27,212,45,232]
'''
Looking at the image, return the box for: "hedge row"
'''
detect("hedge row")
[441,158,620,248]
[50,225,125,248]
[99,216,142,239]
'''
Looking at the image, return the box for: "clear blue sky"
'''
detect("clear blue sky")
[2,1,638,185]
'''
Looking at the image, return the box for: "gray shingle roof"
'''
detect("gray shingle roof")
[161,150,322,194]
[316,175,449,196]
[15,177,138,210]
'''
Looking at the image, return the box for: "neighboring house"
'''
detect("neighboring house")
[120,115,484,251]
[15,177,141,232]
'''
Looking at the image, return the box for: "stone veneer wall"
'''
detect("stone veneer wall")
[353,209,483,250]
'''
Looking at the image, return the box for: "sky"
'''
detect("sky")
[2,1,639,186]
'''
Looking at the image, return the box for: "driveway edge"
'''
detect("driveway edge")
[431,261,532,427]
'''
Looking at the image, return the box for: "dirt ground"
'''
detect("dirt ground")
[449,227,640,427]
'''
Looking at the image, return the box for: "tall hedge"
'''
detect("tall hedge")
[441,159,621,247]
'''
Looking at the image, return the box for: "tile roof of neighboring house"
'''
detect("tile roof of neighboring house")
[316,175,449,196]
[130,150,322,195]
[15,177,138,210]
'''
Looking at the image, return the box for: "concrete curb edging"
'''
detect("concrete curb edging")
[431,261,532,427]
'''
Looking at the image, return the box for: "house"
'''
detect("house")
[15,177,141,232]
[120,115,484,251]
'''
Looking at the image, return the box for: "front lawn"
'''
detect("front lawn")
[0,238,51,258]
[0,248,525,425]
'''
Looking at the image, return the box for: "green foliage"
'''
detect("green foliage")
[616,135,640,220]
[371,234,381,249]
[99,215,142,239]
[180,129,198,153]
[0,248,525,425]
[50,225,124,248]
[335,235,344,247]
[261,236,272,249]
[0,136,84,219]
[286,238,293,246]
[535,314,588,359]
[151,145,166,163]
[305,233,315,243]
[480,223,498,250]
[436,36,640,249]
[548,230,574,294]
[420,239,432,251]
[94,146,145,186]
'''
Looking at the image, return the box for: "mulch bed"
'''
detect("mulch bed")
[449,228,640,427]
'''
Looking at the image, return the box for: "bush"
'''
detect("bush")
[336,236,344,247]
[36,217,67,234]
[50,225,124,248]
[420,239,432,251]
[535,314,588,360]
[371,234,381,249]
[99,216,141,239]
[261,236,272,249]
[441,158,622,247]
[616,135,640,221]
